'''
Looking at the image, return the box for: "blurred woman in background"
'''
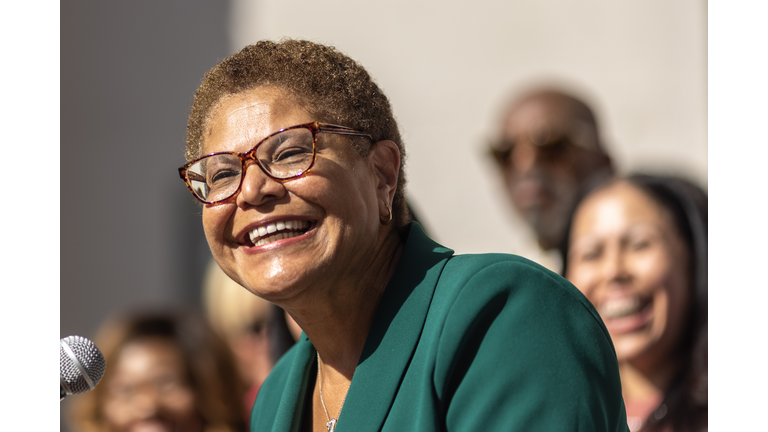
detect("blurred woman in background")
[565,174,707,432]
[202,259,296,415]
[67,310,246,432]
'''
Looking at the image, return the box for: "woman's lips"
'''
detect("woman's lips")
[241,220,316,253]
[598,296,654,335]
[248,219,312,246]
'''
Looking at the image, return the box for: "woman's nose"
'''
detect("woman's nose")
[237,161,288,207]
[603,248,631,286]
[132,389,161,419]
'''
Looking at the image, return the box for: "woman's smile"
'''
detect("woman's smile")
[246,219,314,248]
[596,294,654,335]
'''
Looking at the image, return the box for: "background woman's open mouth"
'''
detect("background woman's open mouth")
[598,295,654,334]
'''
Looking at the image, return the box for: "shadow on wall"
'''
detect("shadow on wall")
[61,1,232,431]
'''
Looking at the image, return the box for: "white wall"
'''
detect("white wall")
[229,0,707,263]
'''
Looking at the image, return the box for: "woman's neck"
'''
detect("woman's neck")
[287,226,405,378]
[619,354,680,403]
[294,226,405,432]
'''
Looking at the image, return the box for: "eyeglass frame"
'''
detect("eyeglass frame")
[488,121,603,168]
[178,121,373,205]
[488,133,598,169]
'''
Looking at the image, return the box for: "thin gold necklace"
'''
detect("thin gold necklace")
[317,352,348,432]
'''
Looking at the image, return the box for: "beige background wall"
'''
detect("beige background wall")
[230,0,707,266]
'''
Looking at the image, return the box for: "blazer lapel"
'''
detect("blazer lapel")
[336,223,454,432]
[270,336,316,432]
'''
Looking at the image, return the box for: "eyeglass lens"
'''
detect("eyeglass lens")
[185,127,315,202]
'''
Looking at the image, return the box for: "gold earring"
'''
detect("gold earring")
[380,203,393,225]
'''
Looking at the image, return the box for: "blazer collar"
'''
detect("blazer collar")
[268,336,316,432]
[266,223,453,432]
[338,222,454,431]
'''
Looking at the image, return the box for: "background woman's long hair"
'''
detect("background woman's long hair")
[628,174,707,432]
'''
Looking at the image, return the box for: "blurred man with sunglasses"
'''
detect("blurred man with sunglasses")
[490,89,614,273]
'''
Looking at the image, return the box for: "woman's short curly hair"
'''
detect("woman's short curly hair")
[186,39,411,229]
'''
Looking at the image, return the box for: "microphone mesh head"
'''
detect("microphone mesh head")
[60,335,106,395]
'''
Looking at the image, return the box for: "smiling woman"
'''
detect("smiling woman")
[66,311,246,432]
[178,39,630,432]
[565,174,708,432]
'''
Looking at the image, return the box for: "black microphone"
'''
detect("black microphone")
[60,335,106,400]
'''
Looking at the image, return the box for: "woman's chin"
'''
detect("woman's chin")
[612,327,670,364]
[239,272,311,304]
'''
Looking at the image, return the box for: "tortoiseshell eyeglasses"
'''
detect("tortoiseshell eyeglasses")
[178,121,372,205]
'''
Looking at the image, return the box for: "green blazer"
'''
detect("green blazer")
[251,223,629,431]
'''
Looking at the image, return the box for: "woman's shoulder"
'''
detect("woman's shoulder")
[440,253,589,304]
[443,252,554,277]
[431,252,608,341]
[420,252,627,431]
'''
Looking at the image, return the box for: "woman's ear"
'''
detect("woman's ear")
[370,140,400,205]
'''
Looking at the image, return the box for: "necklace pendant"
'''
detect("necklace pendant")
[326,418,337,432]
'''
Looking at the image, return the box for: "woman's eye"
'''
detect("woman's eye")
[209,169,240,184]
[580,251,600,261]
[627,236,653,251]
[156,376,185,393]
[273,147,311,163]
[109,383,135,399]
[571,246,600,263]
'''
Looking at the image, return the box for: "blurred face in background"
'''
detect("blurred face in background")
[102,337,203,432]
[496,93,611,250]
[566,182,691,370]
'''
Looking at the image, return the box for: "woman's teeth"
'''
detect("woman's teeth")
[249,220,310,246]
[599,296,645,319]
